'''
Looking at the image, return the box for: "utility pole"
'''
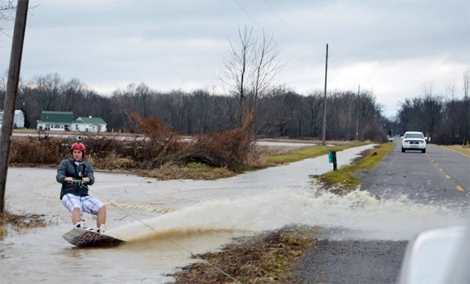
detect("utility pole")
[356,84,360,140]
[321,43,328,146]
[0,0,29,213]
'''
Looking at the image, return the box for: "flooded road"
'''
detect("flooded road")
[0,144,466,283]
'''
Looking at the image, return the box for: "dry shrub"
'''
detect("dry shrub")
[81,135,130,158]
[88,152,137,169]
[76,132,152,158]
[9,136,67,165]
[128,112,184,164]
[190,127,252,169]
[8,112,257,173]
[244,149,266,168]
[9,134,134,168]
[175,113,255,170]
[130,112,255,171]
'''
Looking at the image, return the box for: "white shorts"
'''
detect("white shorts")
[61,193,105,216]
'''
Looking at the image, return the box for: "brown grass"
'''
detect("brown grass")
[169,225,319,284]
[140,162,236,180]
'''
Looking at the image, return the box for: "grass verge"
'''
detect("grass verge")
[266,141,369,165]
[135,141,370,181]
[314,142,395,191]
[438,145,470,157]
[138,162,237,180]
[170,225,320,284]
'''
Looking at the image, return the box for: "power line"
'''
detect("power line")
[233,0,316,65]
[263,0,318,45]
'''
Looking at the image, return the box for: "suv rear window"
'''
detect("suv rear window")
[405,133,424,139]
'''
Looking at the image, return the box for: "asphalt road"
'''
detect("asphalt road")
[295,139,470,284]
[359,138,470,211]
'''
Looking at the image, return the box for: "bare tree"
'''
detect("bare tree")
[0,0,15,22]
[219,26,282,128]
[134,83,152,117]
[220,26,253,127]
[306,91,323,138]
[32,73,63,111]
[463,68,470,99]
[62,78,86,111]
[463,68,470,142]
[250,30,282,125]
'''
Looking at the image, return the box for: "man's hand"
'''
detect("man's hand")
[82,177,90,184]
[64,177,73,183]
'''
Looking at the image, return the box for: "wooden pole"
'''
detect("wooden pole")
[0,0,29,213]
[356,84,360,140]
[321,43,328,145]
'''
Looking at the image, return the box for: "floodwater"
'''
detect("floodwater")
[0,144,466,283]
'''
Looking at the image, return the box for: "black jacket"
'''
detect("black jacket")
[56,158,95,200]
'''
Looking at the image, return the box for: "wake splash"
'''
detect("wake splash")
[109,188,467,242]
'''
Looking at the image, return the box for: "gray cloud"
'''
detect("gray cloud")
[0,0,468,117]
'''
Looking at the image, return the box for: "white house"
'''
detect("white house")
[36,111,73,131]
[72,116,107,132]
[0,110,25,128]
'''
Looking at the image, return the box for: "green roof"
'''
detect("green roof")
[41,111,73,123]
[75,116,107,125]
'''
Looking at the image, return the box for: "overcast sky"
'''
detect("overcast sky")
[0,0,469,117]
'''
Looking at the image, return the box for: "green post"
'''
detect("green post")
[328,151,337,171]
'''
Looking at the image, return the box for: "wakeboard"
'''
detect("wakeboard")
[62,227,125,248]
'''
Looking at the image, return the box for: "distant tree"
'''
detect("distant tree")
[463,69,470,142]
[211,94,238,131]
[32,73,63,111]
[62,78,86,111]
[191,89,212,134]
[421,83,444,138]
[219,26,282,128]
[0,0,15,26]
[305,91,323,138]
[463,68,470,99]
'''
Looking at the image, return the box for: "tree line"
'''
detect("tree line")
[396,71,470,145]
[1,70,469,144]
[0,73,388,141]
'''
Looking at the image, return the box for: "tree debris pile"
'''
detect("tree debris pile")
[170,225,319,284]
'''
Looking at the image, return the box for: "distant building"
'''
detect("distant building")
[36,111,73,131]
[0,110,25,128]
[72,116,107,132]
[36,111,107,132]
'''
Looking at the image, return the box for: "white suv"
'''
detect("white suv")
[401,131,427,153]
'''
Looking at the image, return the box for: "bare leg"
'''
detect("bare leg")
[72,208,81,225]
[96,205,107,227]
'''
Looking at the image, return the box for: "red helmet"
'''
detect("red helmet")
[71,142,86,154]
